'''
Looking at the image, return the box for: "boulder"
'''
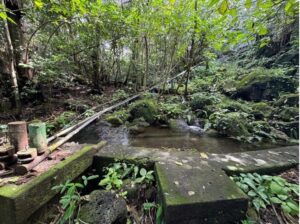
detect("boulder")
[232,69,297,101]
[168,119,204,135]
[252,102,274,119]
[127,118,150,135]
[106,115,123,127]
[78,190,127,224]
[129,99,158,124]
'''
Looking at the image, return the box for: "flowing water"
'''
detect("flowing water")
[72,120,272,154]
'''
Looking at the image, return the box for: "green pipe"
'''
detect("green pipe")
[28,122,47,154]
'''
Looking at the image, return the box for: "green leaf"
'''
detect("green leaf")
[34,0,44,9]
[140,168,147,176]
[228,8,237,17]
[258,26,267,36]
[272,176,286,187]
[113,179,123,188]
[143,202,156,211]
[0,12,7,20]
[281,203,292,214]
[87,175,99,180]
[75,183,84,188]
[285,1,293,13]
[243,178,256,190]
[286,201,299,213]
[218,0,228,15]
[134,177,145,184]
[252,198,261,211]
[270,197,282,204]
[241,184,249,192]
[270,182,283,194]
[247,190,257,197]
[156,204,163,224]
[133,166,139,178]
[262,175,272,181]
[245,0,252,9]
[277,194,288,201]
[209,0,220,7]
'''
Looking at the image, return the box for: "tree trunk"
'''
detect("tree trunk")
[4,0,31,79]
[184,0,198,97]
[143,35,149,90]
[2,0,21,114]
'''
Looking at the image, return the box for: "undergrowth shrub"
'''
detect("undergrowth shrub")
[232,173,299,216]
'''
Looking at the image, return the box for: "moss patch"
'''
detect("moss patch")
[0,141,106,224]
[129,99,158,124]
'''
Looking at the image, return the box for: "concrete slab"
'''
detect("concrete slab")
[155,161,248,223]
[208,146,299,174]
[0,142,106,224]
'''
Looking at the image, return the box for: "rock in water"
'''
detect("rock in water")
[78,190,127,224]
[188,125,205,135]
[169,119,204,135]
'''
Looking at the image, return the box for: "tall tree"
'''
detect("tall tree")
[2,0,21,114]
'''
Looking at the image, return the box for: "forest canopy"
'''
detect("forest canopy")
[0,0,298,112]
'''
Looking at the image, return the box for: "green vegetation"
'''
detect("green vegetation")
[99,161,155,191]
[52,175,99,224]
[46,111,76,135]
[0,0,298,223]
[232,173,299,221]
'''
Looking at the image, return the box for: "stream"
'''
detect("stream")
[72,120,274,154]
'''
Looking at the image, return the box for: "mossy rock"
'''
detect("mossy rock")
[190,93,220,111]
[274,93,299,107]
[252,102,274,119]
[105,115,123,126]
[127,118,150,134]
[129,99,158,124]
[209,112,250,137]
[233,68,297,101]
[78,190,127,224]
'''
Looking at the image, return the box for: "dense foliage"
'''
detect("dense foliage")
[0,0,298,112]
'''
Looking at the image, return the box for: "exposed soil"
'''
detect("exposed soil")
[0,84,120,124]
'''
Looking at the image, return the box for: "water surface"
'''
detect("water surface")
[73,121,267,154]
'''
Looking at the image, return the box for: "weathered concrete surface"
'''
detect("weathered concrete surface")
[208,146,299,174]
[0,141,106,224]
[155,161,248,224]
[94,144,299,224]
[94,145,299,174]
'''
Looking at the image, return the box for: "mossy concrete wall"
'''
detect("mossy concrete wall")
[0,141,106,224]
